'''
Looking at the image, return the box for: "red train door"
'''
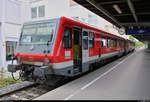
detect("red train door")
[73,27,82,74]
[62,23,73,68]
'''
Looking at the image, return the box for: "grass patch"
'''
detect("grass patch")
[0,77,22,88]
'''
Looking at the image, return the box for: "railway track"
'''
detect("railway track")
[0,75,76,100]
[0,77,73,100]
[0,81,55,100]
[0,81,36,98]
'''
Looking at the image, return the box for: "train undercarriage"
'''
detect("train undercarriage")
[8,63,66,86]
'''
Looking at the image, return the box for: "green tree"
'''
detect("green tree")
[129,35,136,41]
[129,35,146,48]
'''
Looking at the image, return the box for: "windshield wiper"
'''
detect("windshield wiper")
[47,40,50,46]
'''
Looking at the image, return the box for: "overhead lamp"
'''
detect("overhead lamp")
[113,4,122,14]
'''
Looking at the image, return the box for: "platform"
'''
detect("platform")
[35,48,150,100]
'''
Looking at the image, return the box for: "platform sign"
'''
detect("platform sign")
[126,29,149,35]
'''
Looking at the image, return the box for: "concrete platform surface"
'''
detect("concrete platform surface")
[35,48,150,100]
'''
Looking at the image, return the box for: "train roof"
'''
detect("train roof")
[127,39,135,43]
[22,16,134,41]
[61,17,126,40]
[23,17,62,25]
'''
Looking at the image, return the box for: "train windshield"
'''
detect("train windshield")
[20,22,56,44]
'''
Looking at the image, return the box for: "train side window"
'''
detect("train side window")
[121,41,124,47]
[83,31,88,49]
[111,39,114,47]
[113,39,115,47]
[114,39,117,47]
[123,41,125,47]
[89,32,94,48]
[117,40,119,47]
[107,37,110,48]
[120,40,122,47]
[121,40,124,47]
[63,27,72,49]
[101,37,106,48]
[112,39,115,47]
[119,40,122,47]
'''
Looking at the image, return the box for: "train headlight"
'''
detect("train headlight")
[17,56,21,61]
[43,58,50,66]
[17,56,22,64]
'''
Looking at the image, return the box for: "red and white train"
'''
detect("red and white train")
[8,17,135,84]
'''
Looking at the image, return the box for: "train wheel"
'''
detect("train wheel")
[89,64,94,72]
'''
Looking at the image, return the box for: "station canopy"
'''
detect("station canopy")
[73,0,150,42]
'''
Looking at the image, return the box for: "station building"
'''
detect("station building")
[29,0,70,20]
[0,0,30,72]
[69,0,129,39]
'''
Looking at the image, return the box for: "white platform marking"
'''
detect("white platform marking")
[64,51,137,100]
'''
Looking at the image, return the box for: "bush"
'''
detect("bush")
[0,77,22,88]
